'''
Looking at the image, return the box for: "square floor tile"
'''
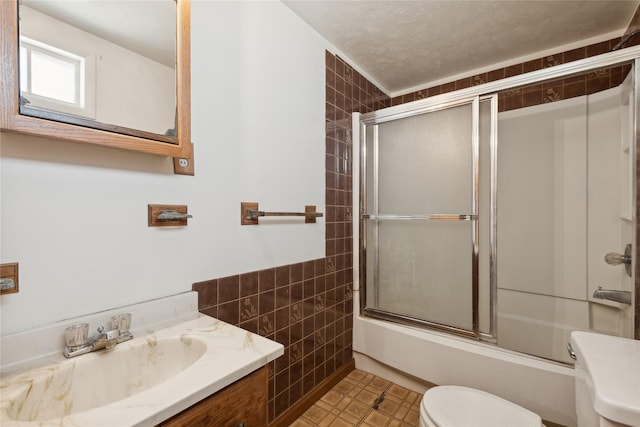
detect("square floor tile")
[291,369,422,427]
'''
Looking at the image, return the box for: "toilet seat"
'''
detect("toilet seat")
[420,385,543,427]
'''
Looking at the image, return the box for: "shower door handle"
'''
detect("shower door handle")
[363,214,477,221]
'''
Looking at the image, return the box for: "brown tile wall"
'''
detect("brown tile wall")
[193,258,353,423]
[392,38,632,112]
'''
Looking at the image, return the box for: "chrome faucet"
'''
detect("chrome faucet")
[593,287,632,305]
[89,326,121,350]
[63,313,133,358]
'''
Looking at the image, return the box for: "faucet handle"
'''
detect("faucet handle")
[604,252,629,265]
[603,244,632,277]
[111,313,132,334]
[65,322,89,349]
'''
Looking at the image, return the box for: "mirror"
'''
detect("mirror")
[0,0,191,159]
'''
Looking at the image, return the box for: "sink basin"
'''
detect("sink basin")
[2,335,206,422]
[0,313,283,427]
[0,291,284,427]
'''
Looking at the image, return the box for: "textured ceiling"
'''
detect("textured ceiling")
[283,0,640,95]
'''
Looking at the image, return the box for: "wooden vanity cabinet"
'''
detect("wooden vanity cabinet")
[158,366,268,427]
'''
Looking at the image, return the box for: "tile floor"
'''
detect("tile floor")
[291,369,424,427]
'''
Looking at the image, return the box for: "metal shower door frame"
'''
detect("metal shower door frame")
[360,95,488,339]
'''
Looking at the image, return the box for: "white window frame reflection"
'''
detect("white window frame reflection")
[19,36,95,119]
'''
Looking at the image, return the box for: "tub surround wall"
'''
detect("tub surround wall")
[497,85,635,362]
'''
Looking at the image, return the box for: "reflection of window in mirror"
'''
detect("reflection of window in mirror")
[1,0,192,160]
[19,36,96,119]
[19,3,176,137]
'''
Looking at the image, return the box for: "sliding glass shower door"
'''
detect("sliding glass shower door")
[362,97,490,337]
[360,54,638,359]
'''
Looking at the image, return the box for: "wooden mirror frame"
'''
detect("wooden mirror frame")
[0,0,191,159]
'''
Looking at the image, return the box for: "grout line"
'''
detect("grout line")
[355,410,370,426]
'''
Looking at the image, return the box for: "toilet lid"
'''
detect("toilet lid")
[422,386,542,427]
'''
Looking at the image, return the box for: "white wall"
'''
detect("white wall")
[0,1,329,335]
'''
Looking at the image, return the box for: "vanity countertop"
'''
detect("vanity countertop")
[0,314,284,426]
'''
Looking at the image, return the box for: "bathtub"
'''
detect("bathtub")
[352,294,576,427]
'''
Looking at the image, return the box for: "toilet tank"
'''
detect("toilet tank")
[569,331,640,427]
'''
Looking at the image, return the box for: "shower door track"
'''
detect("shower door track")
[363,307,480,339]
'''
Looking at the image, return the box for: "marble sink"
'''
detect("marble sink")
[0,312,283,426]
[3,335,207,422]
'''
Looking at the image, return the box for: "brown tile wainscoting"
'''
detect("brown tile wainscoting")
[193,258,354,424]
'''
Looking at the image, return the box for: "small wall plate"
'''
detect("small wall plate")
[148,204,190,227]
[0,262,19,295]
[173,143,195,176]
[241,202,259,225]
[304,205,319,223]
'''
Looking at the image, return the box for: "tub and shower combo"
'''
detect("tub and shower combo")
[352,47,638,426]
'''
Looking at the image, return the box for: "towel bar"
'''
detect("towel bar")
[241,202,323,225]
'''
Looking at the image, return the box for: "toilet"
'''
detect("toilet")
[419,331,640,427]
[419,385,544,427]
